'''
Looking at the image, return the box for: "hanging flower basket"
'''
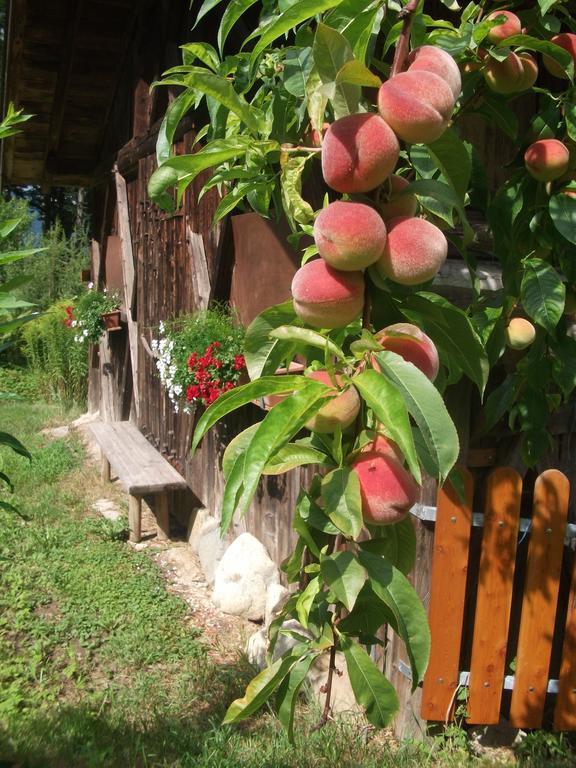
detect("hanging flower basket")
[101,309,122,331]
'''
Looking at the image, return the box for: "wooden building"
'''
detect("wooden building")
[3,0,575,739]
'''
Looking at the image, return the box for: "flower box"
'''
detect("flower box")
[101,310,122,331]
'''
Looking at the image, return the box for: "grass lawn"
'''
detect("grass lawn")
[0,400,574,767]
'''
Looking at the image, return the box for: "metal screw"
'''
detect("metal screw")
[528,686,535,692]
[450,516,457,524]
[498,520,505,528]
[483,681,490,687]
[438,677,444,684]
[545,528,552,536]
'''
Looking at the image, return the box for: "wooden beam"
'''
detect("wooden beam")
[1,0,28,186]
[114,166,140,418]
[188,227,211,311]
[115,114,196,174]
[42,0,85,189]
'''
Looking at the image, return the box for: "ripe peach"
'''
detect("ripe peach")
[543,32,576,79]
[291,259,364,328]
[483,52,526,94]
[486,10,522,43]
[304,370,360,433]
[375,216,448,286]
[313,201,387,271]
[378,70,455,144]
[379,175,418,221]
[516,52,538,91]
[321,113,400,194]
[374,323,439,381]
[361,430,403,462]
[351,451,419,525]
[524,139,570,182]
[407,45,462,99]
[505,317,536,350]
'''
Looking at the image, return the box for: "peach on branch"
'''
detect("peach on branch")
[378,70,455,144]
[351,450,419,525]
[524,139,570,182]
[375,216,448,286]
[379,175,418,221]
[407,45,462,99]
[486,10,522,43]
[361,430,403,462]
[304,370,360,433]
[483,52,526,94]
[313,201,387,271]
[543,32,576,79]
[321,113,400,194]
[291,259,364,328]
[516,52,539,91]
[374,323,439,381]
[505,317,536,350]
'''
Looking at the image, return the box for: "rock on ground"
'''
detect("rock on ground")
[212,533,279,621]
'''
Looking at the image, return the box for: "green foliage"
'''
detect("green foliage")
[20,300,88,407]
[72,288,120,346]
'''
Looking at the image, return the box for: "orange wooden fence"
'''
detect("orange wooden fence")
[421,467,575,730]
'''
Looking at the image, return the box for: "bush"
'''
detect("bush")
[20,300,88,407]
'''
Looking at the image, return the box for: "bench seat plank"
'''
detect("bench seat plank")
[89,421,187,495]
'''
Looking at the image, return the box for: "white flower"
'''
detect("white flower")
[71,320,77,328]
[83,329,89,337]
[88,281,94,289]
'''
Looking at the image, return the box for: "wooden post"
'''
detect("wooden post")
[155,493,170,541]
[114,167,140,418]
[128,494,142,543]
[100,451,111,483]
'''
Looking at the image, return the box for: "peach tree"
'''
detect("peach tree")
[149,0,576,733]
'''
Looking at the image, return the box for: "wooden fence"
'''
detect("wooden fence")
[421,467,576,730]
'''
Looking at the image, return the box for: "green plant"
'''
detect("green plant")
[72,288,120,346]
[149,0,576,739]
[152,305,246,410]
[20,300,88,407]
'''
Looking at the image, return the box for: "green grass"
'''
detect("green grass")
[0,400,573,767]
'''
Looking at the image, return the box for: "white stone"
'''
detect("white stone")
[41,425,70,440]
[92,498,121,521]
[187,509,228,586]
[212,533,279,621]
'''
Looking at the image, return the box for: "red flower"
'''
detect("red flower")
[187,352,198,370]
[186,384,201,401]
[233,354,245,371]
[63,306,74,327]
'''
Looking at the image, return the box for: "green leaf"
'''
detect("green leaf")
[191,375,316,453]
[244,301,298,380]
[373,351,459,482]
[312,23,360,118]
[156,92,197,165]
[269,326,346,360]
[250,1,347,64]
[264,443,332,475]
[335,60,381,87]
[503,35,574,79]
[321,467,363,539]
[358,550,430,689]
[179,68,261,132]
[550,192,576,245]
[402,293,489,396]
[235,382,333,518]
[352,370,421,484]
[220,449,246,535]
[222,424,260,480]
[277,652,319,741]
[281,156,315,227]
[477,374,518,435]
[0,432,31,461]
[296,487,340,535]
[520,258,565,333]
[0,248,46,267]
[193,0,226,28]
[320,551,366,611]
[218,0,260,54]
[0,218,23,239]
[341,637,399,728]
[360,516,417,575]
[402,179,473,243]
[284,47,314,97]
[223,652,304,723]
[427,129,472,203]
[296,576,322,627]
[181,42,221,71]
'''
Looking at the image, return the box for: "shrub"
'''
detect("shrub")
[20,300,88,407]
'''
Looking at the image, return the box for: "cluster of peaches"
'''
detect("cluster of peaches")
[479,10,576,94]
[286,45,465,527]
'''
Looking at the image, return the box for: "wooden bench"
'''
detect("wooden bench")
[89,421,188,543]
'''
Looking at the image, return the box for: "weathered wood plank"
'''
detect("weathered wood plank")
[421,468,474,722]
[509,470,569,728]
[90,421,187,494]
[467,468,522,725]
[554,552,576,731]
[114,167,140,417]
[188,227,211,311]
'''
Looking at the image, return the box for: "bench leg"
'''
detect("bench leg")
[128,494,142,543]
[101,452,111,483]
[155,493,170,541]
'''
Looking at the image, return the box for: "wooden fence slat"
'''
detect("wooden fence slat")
[509,470,569,728]
[466,468,522,725]
[554,552,576,731]
[421,468,474,722]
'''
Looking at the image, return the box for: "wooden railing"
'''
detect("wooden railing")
[421,467,575,731]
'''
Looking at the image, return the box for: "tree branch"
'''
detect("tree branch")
[390,0,421,77]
